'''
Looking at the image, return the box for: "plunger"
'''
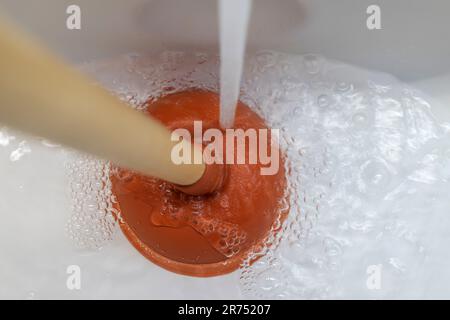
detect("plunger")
[111,90,287,276]
[0,18,223,195]
[0,19,287,277]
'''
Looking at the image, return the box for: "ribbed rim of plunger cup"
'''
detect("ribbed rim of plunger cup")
[118,221,245,277]
[114,192,289,277]
[112,167,248,277]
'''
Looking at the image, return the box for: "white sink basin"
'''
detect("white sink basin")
[1,0,450,299]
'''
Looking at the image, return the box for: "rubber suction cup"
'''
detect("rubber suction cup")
[111,90,287,277]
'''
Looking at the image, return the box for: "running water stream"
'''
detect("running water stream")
[218,0,252,128]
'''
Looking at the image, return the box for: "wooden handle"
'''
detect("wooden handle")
[0,18,205,186]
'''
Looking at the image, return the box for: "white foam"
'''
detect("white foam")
[65,51,450,299]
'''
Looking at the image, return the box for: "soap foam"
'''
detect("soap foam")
[69,51,450,298]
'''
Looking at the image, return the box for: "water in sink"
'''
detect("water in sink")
[1,51,450,299]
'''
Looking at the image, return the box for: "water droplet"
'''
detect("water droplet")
[335,81,352,93]
[256,51,276,68]
[359,159,392,193]
[303,54,321,74]
[352,112,370,129]
[317,94,331,108]
[324,237,342,257]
